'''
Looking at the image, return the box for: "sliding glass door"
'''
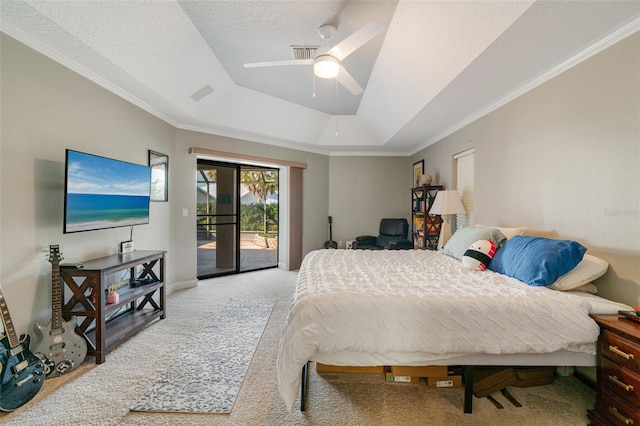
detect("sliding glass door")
[196,160,278,279]
[197,161,238,278]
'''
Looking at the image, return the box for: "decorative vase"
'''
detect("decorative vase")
[419,174,432,186]
[107,292,119,304]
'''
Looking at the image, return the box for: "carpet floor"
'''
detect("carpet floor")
[0,268,595,425]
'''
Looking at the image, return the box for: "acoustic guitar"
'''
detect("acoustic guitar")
[323,216,338,249]
[33,245,87,378]
[0,285,45,411]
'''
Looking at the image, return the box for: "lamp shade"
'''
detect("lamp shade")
[314,55,340,79]
[429,190,466,215]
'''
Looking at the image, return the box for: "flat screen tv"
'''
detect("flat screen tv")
[64,149,151,233]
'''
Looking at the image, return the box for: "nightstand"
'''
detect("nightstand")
[587,314,640,425]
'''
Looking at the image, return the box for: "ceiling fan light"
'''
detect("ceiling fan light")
[314,55,339,79]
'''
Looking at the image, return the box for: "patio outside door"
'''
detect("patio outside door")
[196,160,278,279]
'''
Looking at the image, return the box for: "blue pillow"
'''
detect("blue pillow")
[488,236,587,286]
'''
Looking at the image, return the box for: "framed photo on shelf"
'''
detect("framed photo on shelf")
[413,160,424,188]
[149,150,168,202]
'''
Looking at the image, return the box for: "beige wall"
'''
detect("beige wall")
[0,34,338,334]
[2,27,638,339]
[328,156,409,245]
[412,33,640,306]
[0,34,175,333]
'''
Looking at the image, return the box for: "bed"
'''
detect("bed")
[277,235,632,413]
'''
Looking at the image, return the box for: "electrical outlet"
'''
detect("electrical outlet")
[338,240,343,248]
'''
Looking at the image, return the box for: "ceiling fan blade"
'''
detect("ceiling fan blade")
[336,66,363,95]
[244,59,313,68]
[327,21,384,61]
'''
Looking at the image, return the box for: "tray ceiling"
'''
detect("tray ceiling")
[1,1,638,155]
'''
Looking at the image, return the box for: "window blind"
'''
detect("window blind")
[454,149,474,230]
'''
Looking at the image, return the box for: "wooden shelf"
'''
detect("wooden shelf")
[104,281,163,314]
[61,250,166,364]
[411,185,443,250]
[86,308,163,353]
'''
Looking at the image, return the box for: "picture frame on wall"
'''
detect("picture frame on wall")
[149,150,168,202]
[413,160,424,188]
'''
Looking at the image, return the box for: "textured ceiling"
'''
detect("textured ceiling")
[1,1,639,155]
[182,1,398,116]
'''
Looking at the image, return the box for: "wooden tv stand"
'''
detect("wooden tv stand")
[61,250,166,364]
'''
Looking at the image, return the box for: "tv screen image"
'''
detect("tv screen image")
[64,150,151,233]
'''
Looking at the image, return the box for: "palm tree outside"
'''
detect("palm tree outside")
[240,168,278,235]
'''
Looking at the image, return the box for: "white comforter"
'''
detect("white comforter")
[277,249,629,410]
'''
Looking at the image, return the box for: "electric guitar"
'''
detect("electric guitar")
[33,245,87,378]
[0,285,45,411]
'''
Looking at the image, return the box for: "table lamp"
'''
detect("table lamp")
[429,190,466,250]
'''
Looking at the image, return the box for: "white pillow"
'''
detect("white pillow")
[475,224,526,240]
[569,283,598,294]
[547,254,609,291]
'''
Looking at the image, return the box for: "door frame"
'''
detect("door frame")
[190,147,306,271]
[196,158,280,279]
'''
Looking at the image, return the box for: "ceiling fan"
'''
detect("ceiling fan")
[243,21,384,96]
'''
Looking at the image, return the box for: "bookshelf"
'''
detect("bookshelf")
[411,185,443,249]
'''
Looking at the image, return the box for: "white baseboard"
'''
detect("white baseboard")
[166,279,197,295]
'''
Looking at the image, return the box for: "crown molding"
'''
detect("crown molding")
[411,18,640,156]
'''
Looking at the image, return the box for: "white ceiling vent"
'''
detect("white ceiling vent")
[291,45,319,60]
[191,85,214,102]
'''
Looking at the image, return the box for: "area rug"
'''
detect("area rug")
[130,298,276,414]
